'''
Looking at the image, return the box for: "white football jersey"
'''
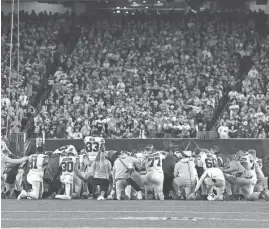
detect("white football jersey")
[206,168,225,181]
[144,151,163,173]
[53,145,77,156]
[200,152,218,170]
[29,154,49,173]
[84,136,105,160]
[59,155,77,175]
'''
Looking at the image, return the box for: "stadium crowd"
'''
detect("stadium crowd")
[2,9,269,140]
[31,10,269,139]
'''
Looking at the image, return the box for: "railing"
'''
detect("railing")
[8,132,26,156]
[197,131,218,140]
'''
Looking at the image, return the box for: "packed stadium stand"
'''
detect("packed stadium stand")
[1,5,269,140]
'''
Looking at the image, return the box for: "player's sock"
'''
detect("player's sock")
[65,183,72,198]
[137,191,142,200]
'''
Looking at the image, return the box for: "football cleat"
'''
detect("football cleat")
[201,195,208,200]
[159,193,165,201]
[188,193,197,200]
[207,193,216,201]
[260,189,269,201]
[131,195,139,200]
[169,190,180,200]
[107,195,113,200]
[97,195,105,200]
[47,192,57,200]
[17,190,27,200]
[120,191,129,200]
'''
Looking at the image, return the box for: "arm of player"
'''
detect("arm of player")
[83,155,93,167]
[193,170,208,194]
[74,161,87,182]
[112,164,116,184]
[174,162,179,178]
[222,162,238,174]
[4,155,29,164]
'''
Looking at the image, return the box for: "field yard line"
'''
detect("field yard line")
[2,210,269,214]
[1,228,225,229]
[2,217,269,222]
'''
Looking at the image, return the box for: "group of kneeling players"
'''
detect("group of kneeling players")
[1,136,269,201]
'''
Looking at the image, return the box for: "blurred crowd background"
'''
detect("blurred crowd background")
[1,4,269,140]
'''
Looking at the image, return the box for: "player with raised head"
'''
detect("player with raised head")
[142,148,165,200]
[84,136,105,161]
[224,153,269,201]
[17,146,49,200]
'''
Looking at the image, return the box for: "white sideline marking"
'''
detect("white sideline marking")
[2,217,269,222]
[1,228,242,229]
[2,210,269,214]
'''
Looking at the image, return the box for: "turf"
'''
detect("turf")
[1,199,269,228]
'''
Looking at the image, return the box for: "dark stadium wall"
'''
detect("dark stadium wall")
[28,138,269,158]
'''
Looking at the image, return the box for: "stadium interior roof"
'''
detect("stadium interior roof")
[2,0,215,11]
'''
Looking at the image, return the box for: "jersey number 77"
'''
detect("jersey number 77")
[148,157,161,167]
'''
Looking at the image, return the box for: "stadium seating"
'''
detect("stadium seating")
[217,35,269,138]
[1,11,69,135]
[3,10,268,139]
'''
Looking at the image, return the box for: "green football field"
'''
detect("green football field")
[1,199,269,228]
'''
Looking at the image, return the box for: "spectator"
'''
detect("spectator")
[218,122,229,139]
